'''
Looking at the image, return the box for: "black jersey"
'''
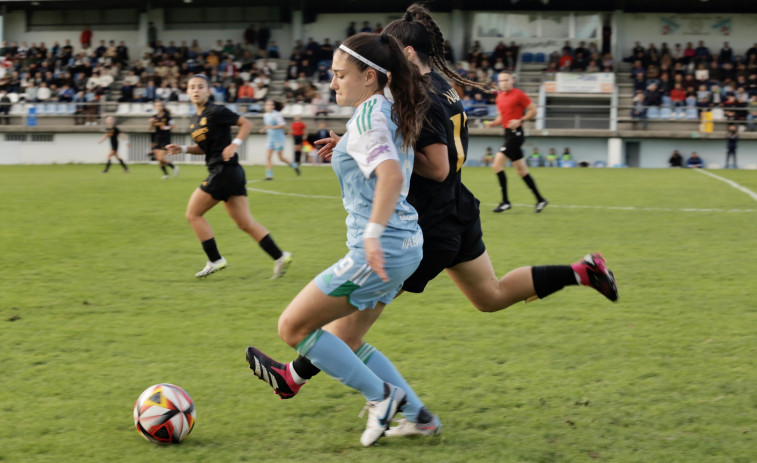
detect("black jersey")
[106,125,120,150]
[189,102,241,170]
[152,111,173,145]
[407,71,480,237]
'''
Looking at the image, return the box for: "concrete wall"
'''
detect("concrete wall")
[4,130,755,169]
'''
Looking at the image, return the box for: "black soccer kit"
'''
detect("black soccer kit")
[190,102,247,202]
[402,72,485,293]
[152,112,173,149]
[107,125,120,151]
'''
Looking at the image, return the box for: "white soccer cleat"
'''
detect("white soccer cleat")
[161,174,170,180]
[360,383,406,447]
[195,257,227,278]
[384,414,443,438]
[173,165,180,177]
[271,251,293,279]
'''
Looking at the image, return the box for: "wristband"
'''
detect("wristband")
[364,222,385,239]
[180,145,188,154]
[231,138,243,146]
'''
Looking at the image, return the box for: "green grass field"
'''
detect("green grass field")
[1,164,755,463]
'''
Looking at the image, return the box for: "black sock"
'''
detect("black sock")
[201,238,222,262]
[496,171,509,203]
[258,234,283,260]
[166,162,175,169]
[294,151,302,164]
[522,174,545,202]
[531,265,577,299]
[160,165,168,174]
[292,355,321,380]
[104,160,111,172]
[118,158,128,170]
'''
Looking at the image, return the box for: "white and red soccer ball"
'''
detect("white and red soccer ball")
[133,383,196,444]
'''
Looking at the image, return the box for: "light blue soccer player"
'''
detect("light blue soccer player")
[247,32,431,447]
[260,99,300,179]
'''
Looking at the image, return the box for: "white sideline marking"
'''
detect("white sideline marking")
[246,186,340,199]
[245,186,754,213]
[695,169,757,202]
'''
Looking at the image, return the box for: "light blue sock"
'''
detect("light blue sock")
[296,329,385,401]
[266,168,273,178]
[356,343,424,421]
[290,162,297,169]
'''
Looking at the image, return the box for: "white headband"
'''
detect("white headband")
[339,44,388,75]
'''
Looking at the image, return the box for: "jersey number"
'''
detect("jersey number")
[450,112,468,172]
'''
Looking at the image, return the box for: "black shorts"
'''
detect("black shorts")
[200,164,248,202]
[154,134,171,150]
[293,135,303,145]
[110,140,119,151]
[499,128,525,161]
[401,217,486,293]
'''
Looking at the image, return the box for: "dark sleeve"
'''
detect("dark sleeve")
[416,98,448,151]
[216,105,242,126]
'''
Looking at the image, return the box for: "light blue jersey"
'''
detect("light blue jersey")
[263,111,286,150]
[315,94,423,309]
[333,94,421,257]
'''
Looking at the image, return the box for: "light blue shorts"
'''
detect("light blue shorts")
[315,246,422,310]
[266,137,285,151]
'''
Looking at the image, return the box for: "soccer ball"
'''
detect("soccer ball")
[133,383,196,444]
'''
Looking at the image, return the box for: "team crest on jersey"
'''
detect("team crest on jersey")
[200,117,207,126]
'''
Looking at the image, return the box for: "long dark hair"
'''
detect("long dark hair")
[384,3,490,93]
[339,32,430,150]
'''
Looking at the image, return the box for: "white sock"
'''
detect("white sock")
[288,363,306,385]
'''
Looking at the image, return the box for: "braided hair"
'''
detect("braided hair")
[384,3,491,93]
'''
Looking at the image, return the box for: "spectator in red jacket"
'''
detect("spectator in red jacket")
[80,25,92,49]
[669,82,687,107]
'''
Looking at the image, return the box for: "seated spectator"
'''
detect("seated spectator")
[0,90,11,124]
[669,82,687,107]
[631,90,647,128]
[237,80,255,103]
[630,60,645,78]
[463,93,488,118]
[746,94,757,130]
[601,53,614,71]
[311,93,330,116]
[156,81,174,102]
[644,83,663,108]
[267,41,280,59]
[527,147,543,167]
[694,40,711,65]
[57,83,75,102]
[253,81,268,103]
[36,81,51,102]
[24,81,38,102]
[686,151,704,168]
[545,147,558,167]
[669,150,684,167]
[722,94,743,120]
[482,146,494,166]
[225,82,238,103]
[718,41,733,65]
[558,49,573,71]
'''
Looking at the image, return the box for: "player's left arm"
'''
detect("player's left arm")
[221,116,252,161]
[414,143,449,182]
[365,159,403,282]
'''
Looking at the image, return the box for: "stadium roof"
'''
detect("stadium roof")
[0,0,753,13]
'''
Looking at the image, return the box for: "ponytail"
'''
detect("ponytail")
[384,2,491,94]
[339,32,430,150]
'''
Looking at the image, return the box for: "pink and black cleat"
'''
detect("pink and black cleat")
[246,347,303,399]
[571,253,618,302]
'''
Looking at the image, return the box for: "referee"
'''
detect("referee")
[486,71,548,213]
